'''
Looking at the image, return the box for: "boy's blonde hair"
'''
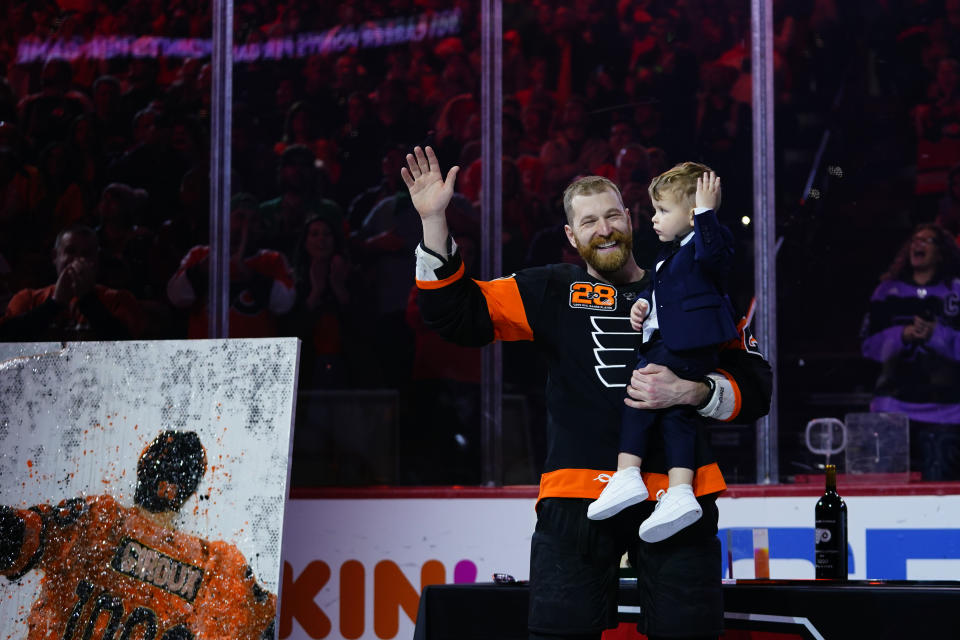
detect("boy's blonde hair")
[648,161,714,206]
[562,176,624,225]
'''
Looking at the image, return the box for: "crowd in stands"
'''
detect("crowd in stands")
[0,0,958,406]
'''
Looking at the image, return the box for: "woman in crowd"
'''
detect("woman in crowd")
[862,223,960,479]
[287,213,355,388]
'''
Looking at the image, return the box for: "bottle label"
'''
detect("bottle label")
[816,551,842,572]
[815,516,847,578]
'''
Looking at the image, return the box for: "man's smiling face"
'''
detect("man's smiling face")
[565,188,634,276]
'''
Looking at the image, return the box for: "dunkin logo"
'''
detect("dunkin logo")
[111,537,205,602]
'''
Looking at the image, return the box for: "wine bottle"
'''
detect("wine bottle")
[815,464,848,579]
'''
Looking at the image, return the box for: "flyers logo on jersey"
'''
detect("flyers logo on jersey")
[111,538,204,602]
[569,282,618,310]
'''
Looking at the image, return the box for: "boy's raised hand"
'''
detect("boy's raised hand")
[630,298,649,332]
[696,171,721,212]
[401,146,460,221]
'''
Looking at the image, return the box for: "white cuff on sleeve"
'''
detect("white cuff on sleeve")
[697,372,736,420]
[415,238,458,282]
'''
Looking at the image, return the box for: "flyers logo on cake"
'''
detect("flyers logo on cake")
[569,282,617,310]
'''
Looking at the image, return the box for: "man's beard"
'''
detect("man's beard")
[575,230,633,273]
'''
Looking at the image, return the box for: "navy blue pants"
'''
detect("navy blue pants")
[620,337,717,470]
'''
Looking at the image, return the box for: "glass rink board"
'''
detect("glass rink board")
[0,339,299,640]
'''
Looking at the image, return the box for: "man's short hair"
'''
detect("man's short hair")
[280,144,316,168]
[562,176,624,225]
[54,224,98,251]
[93,74,121,93]
[648,161,713,206]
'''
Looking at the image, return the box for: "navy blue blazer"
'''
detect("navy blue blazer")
[647,209,739,351]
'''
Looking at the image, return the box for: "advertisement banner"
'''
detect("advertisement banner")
[280,492,960,640]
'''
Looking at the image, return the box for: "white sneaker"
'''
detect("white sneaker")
[587,467,649,520]
[638,485,703,543]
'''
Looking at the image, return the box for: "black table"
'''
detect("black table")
[414,579,960,639]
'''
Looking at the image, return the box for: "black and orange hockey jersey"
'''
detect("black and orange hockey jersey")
[415,241,772,502]
[1,495,275,640]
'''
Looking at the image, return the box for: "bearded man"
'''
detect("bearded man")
[404,146,771,640]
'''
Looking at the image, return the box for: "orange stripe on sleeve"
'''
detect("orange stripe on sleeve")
[474,277,534,341]
[715,368,742,422]
[416,262,465,290]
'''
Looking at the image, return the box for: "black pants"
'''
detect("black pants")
[528,497,722,639]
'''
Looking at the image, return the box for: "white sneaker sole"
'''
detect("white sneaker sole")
[638,508,703,543]
[587,491,648,520]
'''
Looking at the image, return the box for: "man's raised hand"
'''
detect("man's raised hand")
[401,146,460,220]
